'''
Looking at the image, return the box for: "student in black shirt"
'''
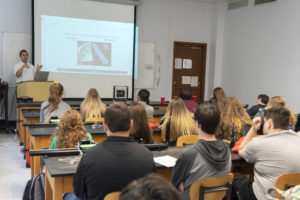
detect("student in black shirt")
[72,103,156,200]
[247,94,269,118]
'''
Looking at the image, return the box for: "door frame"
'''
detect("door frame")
[172,41,207,101]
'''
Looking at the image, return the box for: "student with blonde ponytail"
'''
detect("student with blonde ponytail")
[40,82,71,122]
[80,88,107,121]
[49,110,93,149]
[161,98,197,146]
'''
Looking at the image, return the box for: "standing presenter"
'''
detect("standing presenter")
[15,49,42,83]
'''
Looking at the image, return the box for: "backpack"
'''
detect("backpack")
[23,173,45,200]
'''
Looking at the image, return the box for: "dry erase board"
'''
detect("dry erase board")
[2,32,32,86]
[135,42,155,89]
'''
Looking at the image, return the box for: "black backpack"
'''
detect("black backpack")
[23,173,45,200]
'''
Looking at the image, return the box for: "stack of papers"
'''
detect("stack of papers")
[154,155,177,167]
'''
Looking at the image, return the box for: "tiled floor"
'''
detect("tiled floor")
[0,133,30,200]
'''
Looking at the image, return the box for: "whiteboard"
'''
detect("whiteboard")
[135,42,155,89]
[2,32,32,87]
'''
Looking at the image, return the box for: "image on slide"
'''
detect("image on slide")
[77,41,111,66]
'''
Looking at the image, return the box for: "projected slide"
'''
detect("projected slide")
[41,15,134,75]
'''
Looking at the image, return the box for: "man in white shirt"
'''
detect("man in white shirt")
[14,49,42,83]
[232,106,300,200]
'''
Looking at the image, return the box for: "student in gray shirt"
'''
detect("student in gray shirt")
[137,89,154,117]
[40,82,71,122]
[172,103,231,200]
[235,106,300,200]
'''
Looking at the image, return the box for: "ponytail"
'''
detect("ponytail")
[43,82,64,114]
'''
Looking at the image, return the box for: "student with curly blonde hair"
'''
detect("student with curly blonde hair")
[80,88,107,121]
[217,97,252,144]
[129,103,153,144]
[161,98,197,146]
[49,110,93,149]
[40,82,71,122]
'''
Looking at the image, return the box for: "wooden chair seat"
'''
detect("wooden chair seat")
[189,173,234,200]
[275,172,300,199]
[85,117,104,122]
[104,192,120,200]
[176,135,199,147]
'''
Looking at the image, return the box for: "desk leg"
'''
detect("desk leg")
[157,168,172,182]
[45,169,53,200]
[45,168,64,200]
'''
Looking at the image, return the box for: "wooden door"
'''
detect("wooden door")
[172,41,207,101]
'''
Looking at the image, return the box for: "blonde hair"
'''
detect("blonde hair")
[52,110,87,148]
[217,97,252,141]
[129,104,153,144]
[80,88,106,121]
[212,87,227,113]
[269,96,296,125]
[161,98,196,142]
[43,82,64,114]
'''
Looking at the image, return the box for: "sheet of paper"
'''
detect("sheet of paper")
[154,155,177,167]
[174,58,182,69]
[182,76,191,85]
[191,76,198,87]
[183,59,192,69]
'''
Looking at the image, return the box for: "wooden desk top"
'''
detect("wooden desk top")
[44,146,243,178]
[26,123,161,136]
[18,100,169,108]
[21,108,166,119]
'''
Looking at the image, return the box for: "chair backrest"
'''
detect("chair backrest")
[176,135,199,147]
[104,192,120,200]
[85,117,104,122]
[189,173,234,200]
[275,172,300,199]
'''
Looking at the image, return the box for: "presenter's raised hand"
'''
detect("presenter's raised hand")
[37,64,43,71]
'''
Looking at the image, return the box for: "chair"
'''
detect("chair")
[104,192,120,200]
[189,173,234,200]
[275,172,300,199]
[85,117,104,122]
[176,135,199,147]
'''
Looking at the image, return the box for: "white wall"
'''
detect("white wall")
[222,0,300,113]
[0,0,32,120]
[136,0,220,101]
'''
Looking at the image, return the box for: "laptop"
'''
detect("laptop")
[34,71,49,81]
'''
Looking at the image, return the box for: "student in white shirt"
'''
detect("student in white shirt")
[14,49,42,83]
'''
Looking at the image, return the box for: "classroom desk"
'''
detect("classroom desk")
[21,108,165,152]
[27,123,162,177]
[28,123,106,177]
[43,147,252,200]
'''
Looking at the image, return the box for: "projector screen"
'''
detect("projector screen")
[33,0,136,98]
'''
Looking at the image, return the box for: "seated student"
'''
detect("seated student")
[137,89,154,117]
[247,94,269,118]
[40,82,71,122]
[72,103,156,200]
[49,110,93,149]
[233,107,300,200]
[129,103,154,144]
[161,98,197,146]
[80,88,107,121]
[179,88,198,113]
[255,96,297,130]
[172,103,231,200]
[216,97,252,145]
[209,87,226,113]
[120,173,181,200]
